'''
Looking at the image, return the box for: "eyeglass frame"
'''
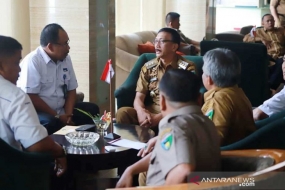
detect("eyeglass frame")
[54,40,70,47]
[153,39,174,45]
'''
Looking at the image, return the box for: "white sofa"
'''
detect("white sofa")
[115,31,157,88]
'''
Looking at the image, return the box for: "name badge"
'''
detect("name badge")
[150,77,158,82]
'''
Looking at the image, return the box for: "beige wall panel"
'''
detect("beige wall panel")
[141,0,165,31]
[29,0,90,101]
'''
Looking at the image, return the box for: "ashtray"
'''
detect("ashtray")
[65,131,100,146]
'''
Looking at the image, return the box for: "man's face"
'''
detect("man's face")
[171,18,180,30]
[52,29,70,61]
[0,50,22,84]
[154,32,176,58]
[202,72,210,90]
[262,15,275,30]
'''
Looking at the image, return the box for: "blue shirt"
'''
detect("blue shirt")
[17,46,78,114]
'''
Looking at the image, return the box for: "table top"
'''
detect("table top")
[51,123,155,155]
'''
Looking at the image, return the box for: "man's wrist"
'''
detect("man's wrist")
[55,114,60,119]
[58,144,67,158]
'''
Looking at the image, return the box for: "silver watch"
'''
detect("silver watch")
[55,114,60,119]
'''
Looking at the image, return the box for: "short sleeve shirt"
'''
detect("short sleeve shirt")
[201,86,256,146]
[136,56,196,113]
[0,75,48,150]
[146,105,220,186]
[17,46,78,114]
[259,85,285,116]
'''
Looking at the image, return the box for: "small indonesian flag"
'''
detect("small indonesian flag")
[251,25,256,37]
[100,59,114,84]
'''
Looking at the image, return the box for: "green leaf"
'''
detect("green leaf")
[75,108,97,119]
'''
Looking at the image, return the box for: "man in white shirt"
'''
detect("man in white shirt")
[253,56,285,120]
[17,23,99,134]
[0,35,66,177]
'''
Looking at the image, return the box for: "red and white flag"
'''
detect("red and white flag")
[100,59,114,84]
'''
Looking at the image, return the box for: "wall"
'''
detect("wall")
[115,0,207,42]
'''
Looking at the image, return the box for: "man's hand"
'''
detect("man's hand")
[137,136,158,157]
[261,39,272,49]
[253,108,269,121]
[54,157,67,177]
[137,109,152,126]
[116,168,134,188]
[275,20,281,28]
[59,114,73,125]
[140,113,161,128]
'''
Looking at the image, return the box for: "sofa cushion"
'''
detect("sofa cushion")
[138,41,155,54]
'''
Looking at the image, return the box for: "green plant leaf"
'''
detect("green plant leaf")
[75,108,97,119]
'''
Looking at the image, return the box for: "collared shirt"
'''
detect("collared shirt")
[243,27,285,60]
[146,105,220,186]
[271,0,285,15]
[136,56,196,113]
[259,85,285,116]
[17,46,78,114]
[0,75,48,150]
[201,86,256,146]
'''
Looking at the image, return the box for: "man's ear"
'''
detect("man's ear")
[160,93,167,112]
[206,75,214,86]
[46,43,54,53]
[173,44,179,52]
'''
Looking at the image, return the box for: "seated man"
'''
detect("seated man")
[116,69,220,188]
[253,56,285,121]
[243,14,285,91]
[17,23,99,134]
[165,12,200,55]
[0,35,66,177]
[201,48,256,146]
[116,27,196,131]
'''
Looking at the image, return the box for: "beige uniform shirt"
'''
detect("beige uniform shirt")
[136,56,195,113]
[271,0,285,15]
[146,105,221,186]
[201,86,256,146]
[178,30,192,44]
[243,27,285,60]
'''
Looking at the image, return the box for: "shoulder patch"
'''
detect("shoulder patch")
[160,131,173,151]
[144,61,158,69]
[178,60,189,70]
[205,109,214,120]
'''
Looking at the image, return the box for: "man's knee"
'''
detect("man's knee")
[138,172,147,186]
[116,107,138,124]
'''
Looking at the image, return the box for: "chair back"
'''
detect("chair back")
[115,53,204,109]
[201,41,270,107]
[0,138,52,190]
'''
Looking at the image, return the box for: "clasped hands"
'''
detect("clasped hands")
[58,114,75,125]
[137,109,160,128]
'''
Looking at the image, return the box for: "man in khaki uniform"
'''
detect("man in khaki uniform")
[270,0,285,27]
[243,14,285,90]
[201,48,256,146]
[165,12,200,55]
[116,27,195,130]
[116,69,220,188]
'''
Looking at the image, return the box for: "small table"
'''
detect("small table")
[51,123,155,189]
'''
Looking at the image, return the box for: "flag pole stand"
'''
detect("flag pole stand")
[104,68,121,140]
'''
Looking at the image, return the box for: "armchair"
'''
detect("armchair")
[0,138,52,190]
[114,53,204,109]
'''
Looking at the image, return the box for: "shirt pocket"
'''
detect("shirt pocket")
[41,76,54,84]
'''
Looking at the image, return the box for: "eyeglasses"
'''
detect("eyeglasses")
[54,40,70,47]
[153,39,173,45]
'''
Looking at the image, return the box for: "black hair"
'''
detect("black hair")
[0,35,22,57]
[158,27,181,49]
[40,23,64,47]
[165,12,180,25]
[159,69,201,102]
[262,13,273,21]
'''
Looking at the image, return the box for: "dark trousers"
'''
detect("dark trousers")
[268,56,284,90]
[38,102,100,135]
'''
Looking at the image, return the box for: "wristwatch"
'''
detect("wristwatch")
[55,114,60,119]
